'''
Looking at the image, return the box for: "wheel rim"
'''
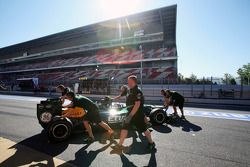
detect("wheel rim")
[155,112,165,124]
[52,124,69,139]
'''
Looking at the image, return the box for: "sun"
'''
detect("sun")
[99,0,142,19]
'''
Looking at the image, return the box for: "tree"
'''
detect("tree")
[177,73,184,84]
[222,73,236,85]
[237,63,250,85]
[190,73,197,83]
[230,78,237,85]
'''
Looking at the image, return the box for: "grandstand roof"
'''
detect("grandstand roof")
[0,5,177,63]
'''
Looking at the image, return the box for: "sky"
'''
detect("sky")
[0,0,249,78]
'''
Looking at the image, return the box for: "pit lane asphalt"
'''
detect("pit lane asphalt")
[0,95,249,167]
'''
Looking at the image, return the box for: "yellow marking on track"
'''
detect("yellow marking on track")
[0,137,75,167]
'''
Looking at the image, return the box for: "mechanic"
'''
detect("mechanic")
[56,84,73,104]
[113,84,152,128]
[112,85,129,101]
[65,92,114,143]
[113,75,155,150]
[161,89,185,119]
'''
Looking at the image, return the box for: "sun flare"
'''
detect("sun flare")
[99,0,142,18]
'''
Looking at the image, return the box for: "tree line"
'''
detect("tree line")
[177,63,250,85]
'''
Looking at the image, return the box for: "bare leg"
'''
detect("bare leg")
[144,129,153,144]
[118,129,128,146]
[98,121,114,134]
[83,121,94,139]
[144,116,149,123]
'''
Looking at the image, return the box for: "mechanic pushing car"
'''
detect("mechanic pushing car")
[56,84,73,103]
[161,89,185,119]
[65,92,114,142]
[113,75,155,150]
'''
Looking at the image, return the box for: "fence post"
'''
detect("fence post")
[203,77,205,96]
[210,76,213,96]
[191,84,193,97]
[240,77,243,98]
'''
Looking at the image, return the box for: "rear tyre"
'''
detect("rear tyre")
[47,117,72,142]
[150,109,166,125]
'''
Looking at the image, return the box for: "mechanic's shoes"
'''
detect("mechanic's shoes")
[173,112,178,116]
[108,130,115,140]
[111,144,123,150]
[181,115,186,119]
[83,137,95,143]
[147,142,156,151]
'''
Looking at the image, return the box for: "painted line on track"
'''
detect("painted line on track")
[154,105,250,122]
[0,95,46,102]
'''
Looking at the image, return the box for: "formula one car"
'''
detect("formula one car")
[37,97,169,142]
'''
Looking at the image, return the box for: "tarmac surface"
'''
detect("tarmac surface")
[0,95,249,167]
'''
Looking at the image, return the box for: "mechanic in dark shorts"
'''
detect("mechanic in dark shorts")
[65,92,114,142]
[113,84,152,128]
[161,89,185,119]
[113,75,155,150]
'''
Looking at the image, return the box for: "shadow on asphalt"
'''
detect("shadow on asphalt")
[0,131,69,167]
[109,131,157,167]
[169,117,202,132]
[0,120,199,167]
[152,124,172,133]
[58,141,113,167]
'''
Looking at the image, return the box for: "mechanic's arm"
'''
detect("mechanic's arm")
[59,95,66,104]
[164,97,170,107]
[112,95,121,101]
[129,101,140,117]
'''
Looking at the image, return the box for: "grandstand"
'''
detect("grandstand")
[0,5,177,93]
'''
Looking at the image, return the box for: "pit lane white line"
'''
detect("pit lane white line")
[0,94,46,102]
[164,107,250,122]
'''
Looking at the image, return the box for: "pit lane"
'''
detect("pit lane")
[0,95,249,167]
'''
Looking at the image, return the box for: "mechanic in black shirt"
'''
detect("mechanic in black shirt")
[161,89,185,119]
[113,75,155,150]
[65,92,114,142]
[56,84,73,104]
[113,84,152,128]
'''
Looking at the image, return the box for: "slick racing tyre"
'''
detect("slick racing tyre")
[150,108,166,125]
[47,116,73,142]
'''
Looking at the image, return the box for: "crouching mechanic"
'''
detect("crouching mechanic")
[161,89,185,119]
[56,84,73,104]
[113,75,155,150]
[65,92,114,142]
